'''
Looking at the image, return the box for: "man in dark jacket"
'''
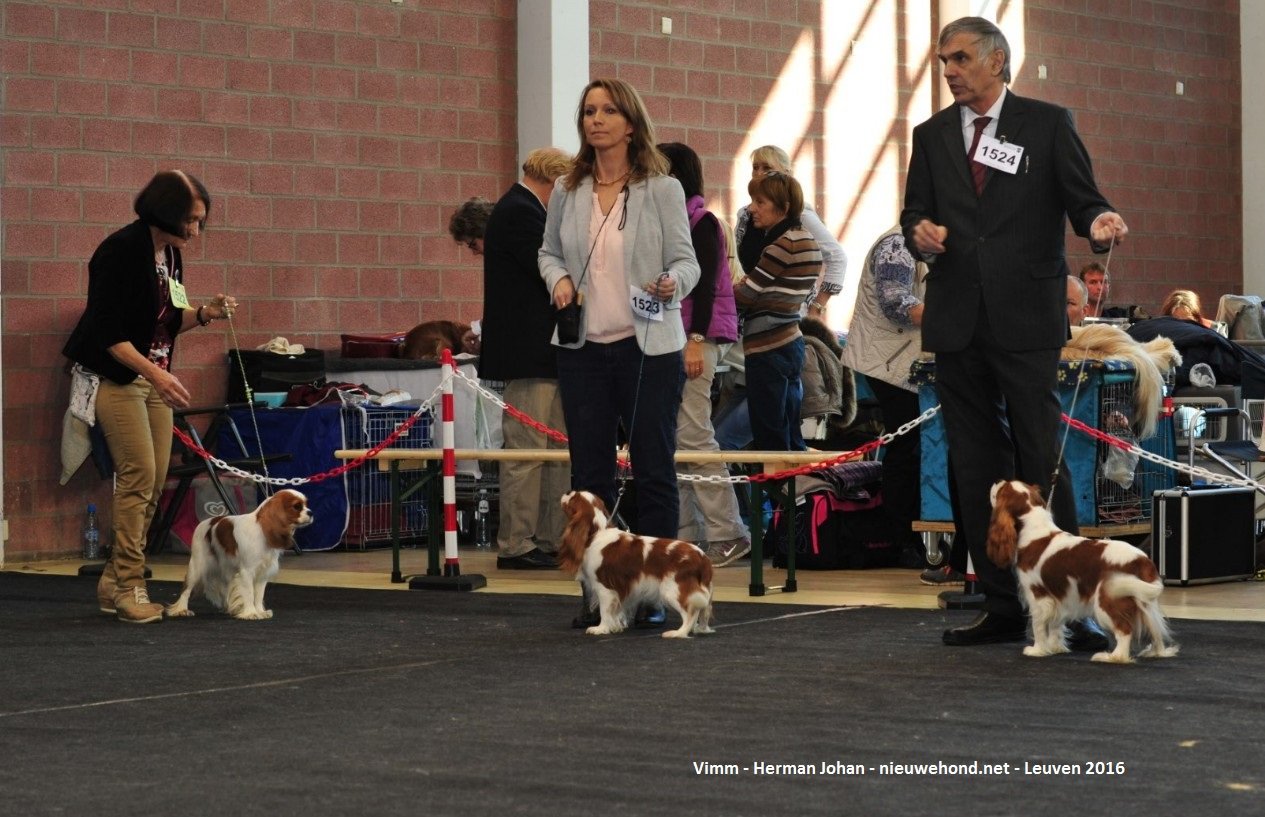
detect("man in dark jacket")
[477,148,574,569]
[901,17,1128,646]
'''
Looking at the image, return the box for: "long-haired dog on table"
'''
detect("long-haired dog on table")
[987,480,1178,664]
[559,490,715,638]
[167,489,313,621]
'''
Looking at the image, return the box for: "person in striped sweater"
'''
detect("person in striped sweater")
[733,171,822,451]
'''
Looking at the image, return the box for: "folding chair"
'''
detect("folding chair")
[1180,405,1265,522]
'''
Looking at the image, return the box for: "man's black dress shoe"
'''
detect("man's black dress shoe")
[1066,618,1110,652]
[496,548,558,570]
[942,612,1027,646]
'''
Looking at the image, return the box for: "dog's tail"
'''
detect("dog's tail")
[1104,573,1164,603]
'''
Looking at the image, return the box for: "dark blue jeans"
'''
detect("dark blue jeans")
[557,337,684,539]
[745,337,806,451]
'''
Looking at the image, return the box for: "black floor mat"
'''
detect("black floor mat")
[2,572,1263,816]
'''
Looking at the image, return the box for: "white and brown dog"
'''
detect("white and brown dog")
[167,488,313,621]
[987,480,1178,664]
[559,490,715,639]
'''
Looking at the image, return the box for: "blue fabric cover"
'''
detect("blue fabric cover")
[221,404,350,551]
[913,360,1176,524]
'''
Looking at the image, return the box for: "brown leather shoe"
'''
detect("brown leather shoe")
[114,586,163,624]
[97,574,117,615]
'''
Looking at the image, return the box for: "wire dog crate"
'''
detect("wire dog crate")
[1093,374,1175,525]
[341,403,434,548]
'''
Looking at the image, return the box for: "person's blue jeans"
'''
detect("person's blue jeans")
[744,337,806,451]
[557,337,684,538]
[712,390,753,450]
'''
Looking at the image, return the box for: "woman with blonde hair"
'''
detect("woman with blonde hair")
[539,78,700,626]
[1160,289,1214,329]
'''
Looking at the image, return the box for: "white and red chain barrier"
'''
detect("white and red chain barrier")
[173,364,1265,494]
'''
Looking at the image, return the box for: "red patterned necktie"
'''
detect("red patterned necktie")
[968,115,992,195]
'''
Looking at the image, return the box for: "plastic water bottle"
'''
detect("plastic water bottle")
[475,487,492,550]
[82,503,102,560]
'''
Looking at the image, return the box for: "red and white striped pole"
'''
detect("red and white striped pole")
[409,349,485,590]
[441,348,461,575]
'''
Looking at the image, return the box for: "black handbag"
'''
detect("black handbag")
[554,185,626,345]
[556,294,583,344]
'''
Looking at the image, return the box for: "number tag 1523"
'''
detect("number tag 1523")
[629,286,664,322]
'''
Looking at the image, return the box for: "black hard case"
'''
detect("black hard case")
[1151,487,1256,585]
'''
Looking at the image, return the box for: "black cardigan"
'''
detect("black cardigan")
[63,220,185,385]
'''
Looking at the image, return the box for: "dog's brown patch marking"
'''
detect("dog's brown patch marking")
[211,516,237,557]
[594,536,648,601]
[1097,593,1138,637]
[1016,533,1055,572]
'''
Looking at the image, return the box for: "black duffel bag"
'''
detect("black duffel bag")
[226,348,327,403]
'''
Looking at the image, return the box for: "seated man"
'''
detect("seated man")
[1067,275,1089,327]
[1078,261,1108,317]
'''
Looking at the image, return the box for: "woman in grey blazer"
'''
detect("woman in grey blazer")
[539,78,700,625]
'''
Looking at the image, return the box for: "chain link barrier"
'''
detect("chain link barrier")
[171,382,445,487]
[175,359,1265,496]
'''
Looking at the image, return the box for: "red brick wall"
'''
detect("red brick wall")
[2,0,517,556]
[1,0,1243,558]
[1019,2,1242,316]
[588,0,1242,317]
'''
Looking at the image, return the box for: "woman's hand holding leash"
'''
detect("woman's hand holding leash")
[643,272,675,301]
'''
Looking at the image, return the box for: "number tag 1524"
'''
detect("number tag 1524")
[975,135,1024,175]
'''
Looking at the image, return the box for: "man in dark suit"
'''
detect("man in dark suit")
[901,17,1129,646]
[478,148,574,569]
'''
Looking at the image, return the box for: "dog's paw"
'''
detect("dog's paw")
[1091,651,1134,664]
[236,610,268,621]
[260,609,274,620]
[693,625,715,635]
[1139,643,1179,659]
[585,625,612,635]
[165,606,195,618]
[661,630,690,639]
[1022,645,1054,658]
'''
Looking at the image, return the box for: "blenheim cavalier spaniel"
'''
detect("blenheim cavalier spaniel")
[559,490,715,639]
[987,480,1178,663]
[167,488,313,621]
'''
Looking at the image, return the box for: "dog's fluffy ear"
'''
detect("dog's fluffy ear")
[557,492,600,575]
[986,482,1021,568]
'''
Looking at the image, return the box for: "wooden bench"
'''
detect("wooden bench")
[333,447,858,595]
